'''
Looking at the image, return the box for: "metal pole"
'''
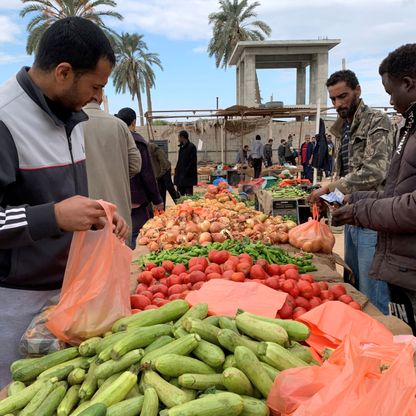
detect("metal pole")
[313,99,321,185]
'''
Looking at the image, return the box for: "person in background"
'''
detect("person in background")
[250,134,264,178]
[0,17,128,388]
[326,134,335,176]
[116,108,164,250]
[331,44,416,332]
[278,139,286,165]
[83,95,141,238]
[300,134,314,182]
[148,142,179,209]
[284,135,297,165]
[263,139,273,167]
[174,130,197,196]
[309,69,394,314]
[236,144,249,164]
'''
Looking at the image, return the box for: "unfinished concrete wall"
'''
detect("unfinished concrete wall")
[136,119,335,166]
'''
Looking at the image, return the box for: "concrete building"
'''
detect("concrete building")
[229,39,340,107]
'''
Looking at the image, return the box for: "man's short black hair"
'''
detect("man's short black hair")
[178,130,189,140]
[280,139,285,143]
[379,44,416,80]
[268,139,273,143]
[243,145,249,148]
[34,17,115,74]
[116,107,136,127]
[326,70,360,89]
[255,135,261,140]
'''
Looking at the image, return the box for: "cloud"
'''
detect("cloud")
[0,52,29,64]
[0,15,21,43]
[193,45,207,54]
[0,0,22,9]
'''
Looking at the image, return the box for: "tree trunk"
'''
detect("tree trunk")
[145,79,152,119]
[134,76,145,126]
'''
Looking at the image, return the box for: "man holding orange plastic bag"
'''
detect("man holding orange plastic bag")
[0,18,129,388]
[309,70,394,314]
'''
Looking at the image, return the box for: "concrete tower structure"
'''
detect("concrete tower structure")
[229,39,340,107]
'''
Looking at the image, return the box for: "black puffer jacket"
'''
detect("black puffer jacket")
[174,140,197,187]
[351,103,416,290]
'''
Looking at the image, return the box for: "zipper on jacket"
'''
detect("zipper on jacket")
[67,135,79,194]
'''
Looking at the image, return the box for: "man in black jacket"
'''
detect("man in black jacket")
[174,130,197,196]
[0,17,128,388]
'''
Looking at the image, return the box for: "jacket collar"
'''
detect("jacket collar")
[83,102,101,111]
[404,101,416,129]
[330,99,367,137]
[16,66,88,129]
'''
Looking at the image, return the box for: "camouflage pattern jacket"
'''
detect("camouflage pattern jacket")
[328,99,394,194]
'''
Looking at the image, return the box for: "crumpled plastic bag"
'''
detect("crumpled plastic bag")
[47,200,132,345]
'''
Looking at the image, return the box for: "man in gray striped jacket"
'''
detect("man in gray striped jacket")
[0,17,128,388]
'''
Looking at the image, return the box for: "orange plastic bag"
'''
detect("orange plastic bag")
[47,200,132,345]
[186,279,287,317]
[288,204,335,253]
[297,301,393,355]
[268,335,416,416]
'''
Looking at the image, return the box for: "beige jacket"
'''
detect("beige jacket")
[82,102,141,232]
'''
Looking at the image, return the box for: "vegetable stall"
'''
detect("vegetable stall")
[0,183,414,415]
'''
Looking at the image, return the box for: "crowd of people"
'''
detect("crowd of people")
[0,14,415,389]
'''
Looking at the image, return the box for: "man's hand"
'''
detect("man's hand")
[54,196,106,231]
[308,185,330,203]
[112,212,129,242]
[331,204,356,226]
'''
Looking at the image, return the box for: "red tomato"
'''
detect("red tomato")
[338,294,353,304]
[349,301,361,310]
[192,281,205,290]
[140,290,153,301]
[172,264,187,276]
[205,264,222,275]
[230,272,245,282]
[317,281,329,291]
[280,264,299,273]
[188,271,206,284]
[189,257,208,270]
[215,250,231,264]
[169,293,182,300]
[295,296,310,310]
[281,280,295,293]
[168,284,186,296]
[144,304,159,310]
[206,272,222,280]
[228,256,240,265]
[256,259,269,269]
[238,253,253,265]
[130,294,151,310]
[311,283,321,297]
[265,276,279,290]
[153,297,169,307]
[161,260,175,273]
[223,260,237,272]
[278,301,293,319]
[166,275,182,287]
[137,271,154,285]
[208,250,219,263]
[299,274,314,283]
[292,306,307,319]
[320,290,335,301]
[188,264,205,273]
[148,284,168,296]
[286,294,296,307]
[131,309,142,314]
[222,270,234,280]
[309,296,322,309]
[284,268,300,280]
[330,284,347,299]
[152,292,166,299]
[135,283,148,293]
[289,286,300,298]
[250,265,267,279]
[145,262,157,271]
[266,264,281,276]
[151,267,166,280]
[236,262,251,276]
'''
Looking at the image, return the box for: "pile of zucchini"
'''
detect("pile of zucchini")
[0,300,315,416]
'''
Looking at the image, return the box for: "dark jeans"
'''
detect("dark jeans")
[177,186,194,196]
[130,204,153,250]
[157,170,179,208]
[252,158,262,178]
[264,157,272,167]
[302,163,313,181]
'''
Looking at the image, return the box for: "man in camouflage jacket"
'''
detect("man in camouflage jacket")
[309,70,394,314]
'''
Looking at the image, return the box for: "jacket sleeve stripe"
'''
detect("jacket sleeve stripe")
[1,220,28,230]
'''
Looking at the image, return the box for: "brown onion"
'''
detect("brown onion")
[200,220,211,232]
[209,221,223,234]
[211,232,226,243]
[199,232,212,244]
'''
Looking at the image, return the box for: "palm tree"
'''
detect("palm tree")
[20,0,123,54]
[208,0,271,103]
[142,52,163,117]
[113,33,163,126]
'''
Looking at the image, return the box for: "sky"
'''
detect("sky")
[0,0,415,116]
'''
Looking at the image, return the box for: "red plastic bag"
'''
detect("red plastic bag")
[47,200,132,345]
[298,301,393,355]
[268,335,416,416]
[186,279,287,317]
[288,204,335,253]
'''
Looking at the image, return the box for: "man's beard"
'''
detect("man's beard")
[337,99,359,119]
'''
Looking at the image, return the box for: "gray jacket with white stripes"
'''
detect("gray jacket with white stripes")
[0,67,88,290]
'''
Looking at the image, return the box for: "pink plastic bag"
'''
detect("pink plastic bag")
[47,200,132,345]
